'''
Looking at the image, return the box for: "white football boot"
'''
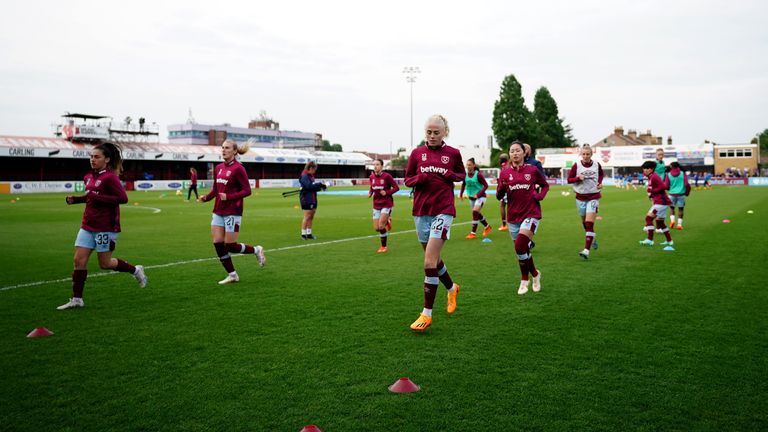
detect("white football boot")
[57,297,84,310]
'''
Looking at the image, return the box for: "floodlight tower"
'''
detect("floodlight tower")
[403,66,421,150]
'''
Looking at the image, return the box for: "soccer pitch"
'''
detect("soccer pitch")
[1,186,766,431]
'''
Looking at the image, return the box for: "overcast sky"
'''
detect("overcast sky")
[1,0,766,153]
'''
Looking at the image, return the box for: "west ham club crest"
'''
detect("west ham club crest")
[441,156,449,164]
[524,174,531,181]
[421,153,427,161]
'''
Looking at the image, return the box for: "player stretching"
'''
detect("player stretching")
[59,142,147,310]
[639,161,674,250]
[368,158,400,252]
[496,141,550,295]
[665,162,691,230]
[460,158,492,239]
[405,115,465,332]
[567,144,603,259]
[199,139,266,285]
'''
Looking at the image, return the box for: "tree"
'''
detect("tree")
[752,129,768,153]
[533,86,569,149]
[321,140,343,152]
[563,121,578,147]
[492,74,535,151]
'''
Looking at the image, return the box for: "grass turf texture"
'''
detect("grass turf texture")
[0,186,766,431]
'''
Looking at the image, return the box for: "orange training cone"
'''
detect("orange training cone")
[27,327,54,338]
[300,425,323,432]
[389,377,420,393]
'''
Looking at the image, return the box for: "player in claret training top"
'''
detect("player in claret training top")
[567,144,604,259]
[496,141,550,295]
[199,139,266,285]
[58,142,147,310]
[368,158,400,252]
[639,160,675,250]
[404,114,465,332]
[460,158,492,239]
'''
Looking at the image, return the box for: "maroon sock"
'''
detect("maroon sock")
[113,258,136,274]
[645,215,655,240]
[515,235,531,280]
[480,216,488,227]
[584,221,595,249]
[656,220,672,242]
[423,268,439,309]
[214,242,235,273]
[436,260,454,289]
[528,255,538,277]
[472,210,480,233]
[227,242,254,254]
[72,269,87,298]
[678,209,684,219]
[379,229,388,247]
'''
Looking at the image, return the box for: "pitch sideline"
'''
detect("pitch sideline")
[0,221,476,292]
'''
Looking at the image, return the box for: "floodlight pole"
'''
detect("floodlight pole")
[403,66,421,151]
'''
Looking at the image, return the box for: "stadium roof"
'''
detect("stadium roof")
[61,113,111,120]
[0,135,371,165]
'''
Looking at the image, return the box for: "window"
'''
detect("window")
[745,149,752,157]
[719,151,728,157]
[736,149,744,157]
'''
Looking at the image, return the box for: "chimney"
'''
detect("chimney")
[628,129,637,139]
[614,126,624,136]
[667,136,672,145]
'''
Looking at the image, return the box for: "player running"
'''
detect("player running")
[368,158,400,252]
[459,158,492,239]
[58,142,147,310]
[665,161,691,230]
[566,144,604,259]
[199,139,266,285]
[496,141,550,295]
[405,114,465,332]
[639,161,674,250]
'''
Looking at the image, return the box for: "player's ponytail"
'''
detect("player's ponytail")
[95,141,124,174]
[237,138,253,155]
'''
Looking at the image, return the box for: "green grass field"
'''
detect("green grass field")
[1,185,767,431]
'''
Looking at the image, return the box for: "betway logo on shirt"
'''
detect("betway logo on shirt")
[508,183,531,191]
[216,178,229,186]
[420,165,448,175]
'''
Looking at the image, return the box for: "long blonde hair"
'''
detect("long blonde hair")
[224,138,251,155]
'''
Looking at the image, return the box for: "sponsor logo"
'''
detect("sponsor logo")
[226,170,231,177]
[95,180,102,187]
[255,156,265,161]
[441,156,449,164]
[277,157,285,162]
[217,178,229,185]
[168,182,182,188]
[13,183,22,189]
[136,182,154,189]
[73,150,90,158]
[9,148,35,157]
[508,183,532,191]
[420,165,449,175]
[65,183,72,188]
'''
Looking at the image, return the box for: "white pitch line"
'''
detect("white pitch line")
[0,221,473,292]
[127,206,162,214]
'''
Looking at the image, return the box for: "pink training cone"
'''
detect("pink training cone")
[722,219,731,223]
[27,327,54,338]
[300,425,323,432]
[389,377,421,393]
